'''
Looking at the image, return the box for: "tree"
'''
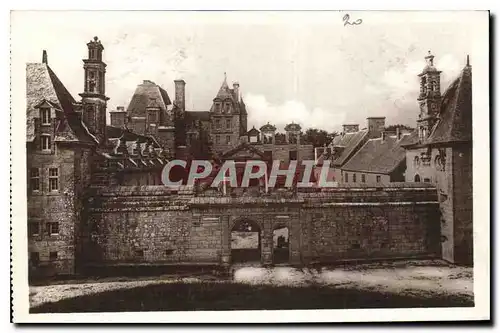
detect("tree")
[302,128,337,147]
[384,124,414,132]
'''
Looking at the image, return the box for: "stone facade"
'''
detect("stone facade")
[403,53,473,264]
[80,184,440,270]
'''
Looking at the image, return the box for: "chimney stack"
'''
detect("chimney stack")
[396,127,401,140]
[174,79,186,112]
[367,117,386,139]
[42,50,48,64]
[342,124,359,133]
[233,82,240,100]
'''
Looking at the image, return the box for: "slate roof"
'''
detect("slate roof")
[185,111,210,122]
[329,130,369,166]
[215,77,235,101]
[106,125,154,143]
[342,133,413,174]
[26,63,96,144]
[126,80,171,125]
[220,142,268,160]
[247,126,260,135]
[426,63,472,145]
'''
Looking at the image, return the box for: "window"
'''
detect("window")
[424,178,431,183]
[289,150,297,161]
[215,135,220,145]
[165,249,175,255]
[30,168,40,191]
[345,173,349,183]
[29,222,40,236]
[41,135,51,151]
[353,174,357,183]
[40,108,51,125]
[224,102,231,113]
[49,251,58,261]
[48,168,59,191]
[414,174,421,182]
[135,249,144,258]
[30,252,40,266]
[215,119,221,129]
[361,174,366,183]
[148,111,157,123]
[226,119,231,129]
[226,135,231,145]
[414,156,421,167]
[47,222,59,235]
[215,102,221,113]
[376,175,381,183]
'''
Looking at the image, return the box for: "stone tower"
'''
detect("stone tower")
[417,51,442,142]
[210,74,245,153]
[79,36,109,143]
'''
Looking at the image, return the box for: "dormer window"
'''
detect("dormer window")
[215,102,221,113]
[40,108,51,125]
[224,102,231,113]
[41,135,51,151]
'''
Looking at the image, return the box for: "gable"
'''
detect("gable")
[221,143,267,161]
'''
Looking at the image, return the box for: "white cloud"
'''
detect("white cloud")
[244,93,346,133]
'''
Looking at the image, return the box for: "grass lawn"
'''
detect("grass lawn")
[30,281,473,313]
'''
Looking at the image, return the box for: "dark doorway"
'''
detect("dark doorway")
[272,226,289,264]
[231,219,261,263]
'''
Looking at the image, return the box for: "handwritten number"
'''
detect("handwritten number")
[343,14,362,27]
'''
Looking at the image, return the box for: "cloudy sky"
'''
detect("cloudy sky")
[12,11,483,132]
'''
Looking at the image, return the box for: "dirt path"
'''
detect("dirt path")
[30,260,473,308]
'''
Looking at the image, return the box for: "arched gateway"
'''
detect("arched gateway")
[230,219,262,263]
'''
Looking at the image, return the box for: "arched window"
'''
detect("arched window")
[414,156,420,167]
[414,174,421,182]
[431,81,438,92]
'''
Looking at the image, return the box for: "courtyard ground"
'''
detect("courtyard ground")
[29,259,473,312]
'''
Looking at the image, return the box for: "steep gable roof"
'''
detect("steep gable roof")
[329,130,369,166]
[426,63,472,145]
[215,77,234,101]
[342,134,411,174]
[26,63,96,144]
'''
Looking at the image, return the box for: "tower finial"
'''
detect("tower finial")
[466,54,470,66]
[42,50,48,64]
[224,72,227,81]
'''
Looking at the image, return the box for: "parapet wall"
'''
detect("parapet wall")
[81,183,441,268]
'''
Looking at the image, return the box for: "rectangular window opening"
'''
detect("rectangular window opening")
[48,222,59,235]
[29,222,40,236]
[49,251,58,261]
[49,168,59,191]
[40,108,51,125]
[30,168,40,191]
[41,135,51,151]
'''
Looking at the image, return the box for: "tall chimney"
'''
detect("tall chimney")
[174,80,186,112]
[367,117,386,139]
[233,82,240,100]
[396,127,401,140]
[42,50,48,64]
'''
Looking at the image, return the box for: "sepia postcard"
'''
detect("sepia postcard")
[10,10,490,323]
